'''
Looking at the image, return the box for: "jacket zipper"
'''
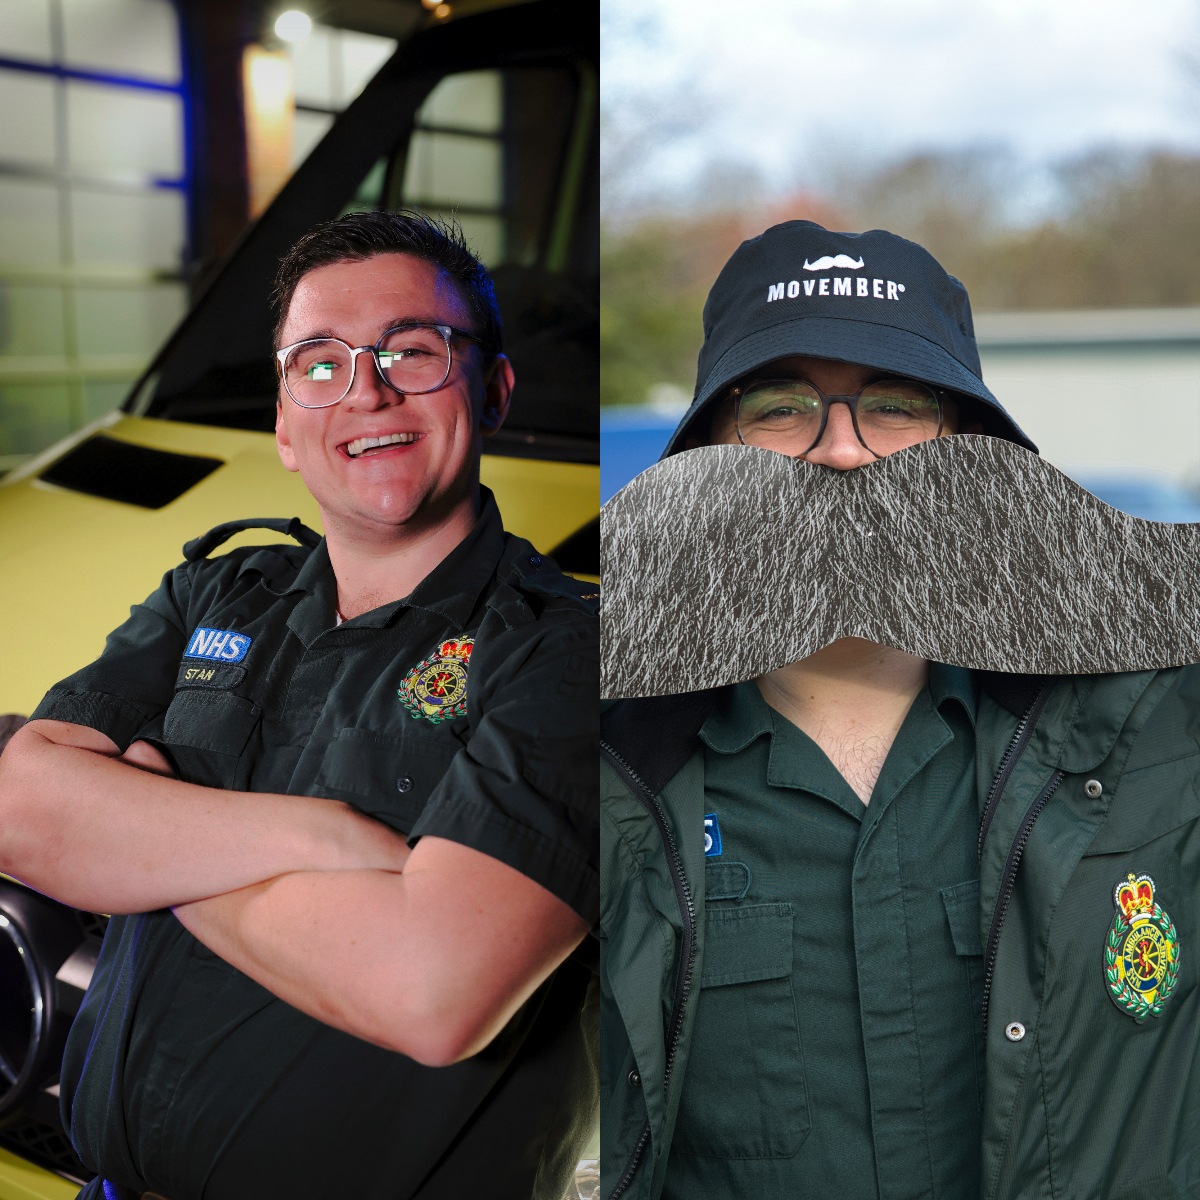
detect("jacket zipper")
[977,680,1064,1032]
[977,683,1054,858]
[600,740,699,1200]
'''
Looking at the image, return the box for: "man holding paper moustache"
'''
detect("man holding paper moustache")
[0,210,598,1200]
[600,221,1200,1200]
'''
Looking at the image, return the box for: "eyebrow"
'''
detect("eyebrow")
[291,316,477,345]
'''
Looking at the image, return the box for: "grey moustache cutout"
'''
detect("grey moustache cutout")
[600,437,1200,699]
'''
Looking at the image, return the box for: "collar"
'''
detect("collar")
[701,660,977,756]
[699,681,773,755]
[282,487,507,647]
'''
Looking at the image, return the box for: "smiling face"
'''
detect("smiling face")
[274,252,513,542]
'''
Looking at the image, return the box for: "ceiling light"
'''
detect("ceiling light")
[274,10,312,42]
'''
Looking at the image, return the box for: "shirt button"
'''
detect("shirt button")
[1005,1021,1026,1042]
[529,554,541,567]
[627,1070,640,1087]
[396,776,414,793]
[1085,779,1103,798]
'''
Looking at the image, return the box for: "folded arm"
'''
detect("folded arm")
[0,719,411,913]
[173,835,587,1066]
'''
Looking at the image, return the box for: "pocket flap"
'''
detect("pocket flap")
[163,688,260,756]
[705,861,751,901]
[316,727,459,831]
[700,903,793,988]
[941,879,983,956]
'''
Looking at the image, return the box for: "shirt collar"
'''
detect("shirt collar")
[699,681,774,755]
[700,660,978,757]
[281,487,507,646]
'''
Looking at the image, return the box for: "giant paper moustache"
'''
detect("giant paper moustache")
[601,437,1200,699]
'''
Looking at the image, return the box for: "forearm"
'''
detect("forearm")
[173,840,586,1066]
[0,721,410,913]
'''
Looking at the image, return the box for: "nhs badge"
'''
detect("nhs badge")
[704,813,722,857]
[184,626,252,663]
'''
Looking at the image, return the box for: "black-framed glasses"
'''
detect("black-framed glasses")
[275,323,481,409]
[733,377,945,459]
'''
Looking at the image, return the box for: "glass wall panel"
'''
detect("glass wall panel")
[339,31,396,103]
[0,284,66,357]
[416,70,502,132]
[0,382,71,459]
[71,187,185,268]
[0,75,57,167]
[402,132,503,208]
[61,0,179,82]
[293,110,334,168]
[0,180,61,266]
[66,82,183,179]
[74,282,185,357]
[0,0,187,473]
[292,26,335,109]
[455,215,503,267]
[0,0,52,60]
[83,378,128,422]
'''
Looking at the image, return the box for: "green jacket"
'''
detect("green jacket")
[599,669,1200,1200]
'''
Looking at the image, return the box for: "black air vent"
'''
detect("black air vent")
[550,515,599,576]
[40,436,223,509]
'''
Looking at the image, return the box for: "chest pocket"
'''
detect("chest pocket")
[671,903,810,1160]
[162,689,261,787]
[315,727,460,834]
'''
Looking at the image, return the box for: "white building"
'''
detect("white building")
[977,308,1200,488]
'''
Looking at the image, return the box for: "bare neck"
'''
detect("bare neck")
[756,637,929,805]
[322,491,481,620]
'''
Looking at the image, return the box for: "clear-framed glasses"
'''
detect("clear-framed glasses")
[275,323,480,409]
[733,377,945,458]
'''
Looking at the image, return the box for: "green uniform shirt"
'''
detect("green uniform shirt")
[32,492,599,1200]
[666,667,984,1199]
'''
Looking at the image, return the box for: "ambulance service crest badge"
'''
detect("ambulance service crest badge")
[398,637,474,724]
[1104,873,1180,1022]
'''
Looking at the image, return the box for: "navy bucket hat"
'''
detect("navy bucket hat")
[663,220,1037,456]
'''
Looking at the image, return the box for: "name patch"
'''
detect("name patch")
[175,662,247,690]
[704,813,723,857]
[184,626,253,663]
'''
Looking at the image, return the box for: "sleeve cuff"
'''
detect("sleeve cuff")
[409,797,599,929]
[29,689,164,754]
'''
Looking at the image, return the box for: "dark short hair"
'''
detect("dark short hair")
[271,209,503,357]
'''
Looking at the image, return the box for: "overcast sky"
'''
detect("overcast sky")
[602,0,1200,214]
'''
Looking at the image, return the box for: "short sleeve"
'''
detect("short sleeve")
[409,616,599,930]
[29,567,191,752]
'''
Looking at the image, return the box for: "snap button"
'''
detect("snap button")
[396,776,414,793]
[529,554,541,568]
[627,1069,640,1087]
[1005,1021,1026,1042]
[1085,779,1103,798]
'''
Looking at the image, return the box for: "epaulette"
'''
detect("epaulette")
[508,549,599,612]
[183,517,322,561]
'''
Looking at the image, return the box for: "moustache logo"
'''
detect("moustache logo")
[600,438,1200,698]
[803,254,865,271]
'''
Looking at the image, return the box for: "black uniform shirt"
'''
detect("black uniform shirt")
[30,491,599,1200]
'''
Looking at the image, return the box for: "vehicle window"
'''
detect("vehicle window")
[140,50,598,461]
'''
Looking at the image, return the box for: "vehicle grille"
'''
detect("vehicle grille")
[0,1113,93,1184]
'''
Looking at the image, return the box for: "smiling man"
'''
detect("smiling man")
[0,211,599,1200]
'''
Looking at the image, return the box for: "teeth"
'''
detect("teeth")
[345,432,418,457]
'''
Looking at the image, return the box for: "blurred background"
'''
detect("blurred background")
[600,0,1200,519]
[0,0,402,475]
